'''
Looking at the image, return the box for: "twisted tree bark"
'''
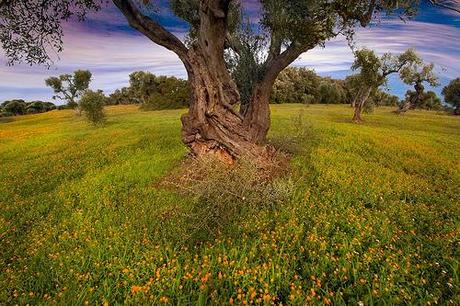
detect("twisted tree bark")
[396,82,424,114]
[352,87,372,123]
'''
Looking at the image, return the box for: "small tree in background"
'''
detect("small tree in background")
[108,87,138,105]
[350,48,420,122]
[402,90,443,111]
[2,99,27,115]
[397,62,439,113]
[129,71,157,104]
[442,78,460,115]
[318,80,346,104]
[45,70,92,111]
[271,68,320,104]
[79,90,106,125]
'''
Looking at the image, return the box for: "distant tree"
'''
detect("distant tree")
[106,72,190,109]
[442,78,460,115]
[271,67,320,104]
[396,62,439,113]
[108,87,138,105]
[318,80,346,104]
[350,48,420,122]
[373,91,400,107]
[2,99,27,115]
[402,90,443,111]
[79,90,106,125]
[128,71,158,104]
[141,75,190,110]
[343,75,362,107]
[45,70,92,110]
[25,101,56,114]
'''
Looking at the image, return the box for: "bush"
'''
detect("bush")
[79,90,106,125]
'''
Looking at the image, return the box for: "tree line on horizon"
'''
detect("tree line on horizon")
[1,66,459,122]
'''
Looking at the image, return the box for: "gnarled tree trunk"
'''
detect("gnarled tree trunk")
[352,87,372,123]
[179,1,272,160]
[181,49,267,161]
[396,82,424,114]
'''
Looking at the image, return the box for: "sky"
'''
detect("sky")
[0,1,459,104]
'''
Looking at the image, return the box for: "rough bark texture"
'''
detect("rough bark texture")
[396,82,424,114]
[181,48,264,160]
[352,87,372,123]
[179,1,270,160]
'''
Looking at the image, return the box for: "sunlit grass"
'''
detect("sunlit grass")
[1,104,459,305]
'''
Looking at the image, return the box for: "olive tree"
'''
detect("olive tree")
[442,78,460,115]
[396,62,439,113]
[1,0,459,160]
[128,71,158,104]
[45,70,92,110]
[79,90,106,125]
[350,48,419,122]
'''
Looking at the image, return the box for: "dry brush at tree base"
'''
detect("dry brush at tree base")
[0,104,459,305]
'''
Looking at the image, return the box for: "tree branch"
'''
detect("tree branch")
[429,0,460,14]
[225,33,244,57]
[266,32,282,64]
[261,42,314,88]
[112,0,190,65]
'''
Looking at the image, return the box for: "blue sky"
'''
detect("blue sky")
[0,1,459,104]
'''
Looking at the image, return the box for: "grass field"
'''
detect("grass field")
[1,104,459,305]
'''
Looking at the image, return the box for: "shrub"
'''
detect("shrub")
[269,109,314,154]
[79,90,106,125]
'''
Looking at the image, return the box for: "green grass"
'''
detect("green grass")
[1,104,459,305]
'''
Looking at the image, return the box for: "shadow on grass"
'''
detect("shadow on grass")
[0,117,15,124]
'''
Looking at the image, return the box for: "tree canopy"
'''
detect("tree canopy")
[442,78,460,114]
[45,70,92,108]
[349,48,420,122]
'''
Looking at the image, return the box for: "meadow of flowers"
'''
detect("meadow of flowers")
[0,104,459,305]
